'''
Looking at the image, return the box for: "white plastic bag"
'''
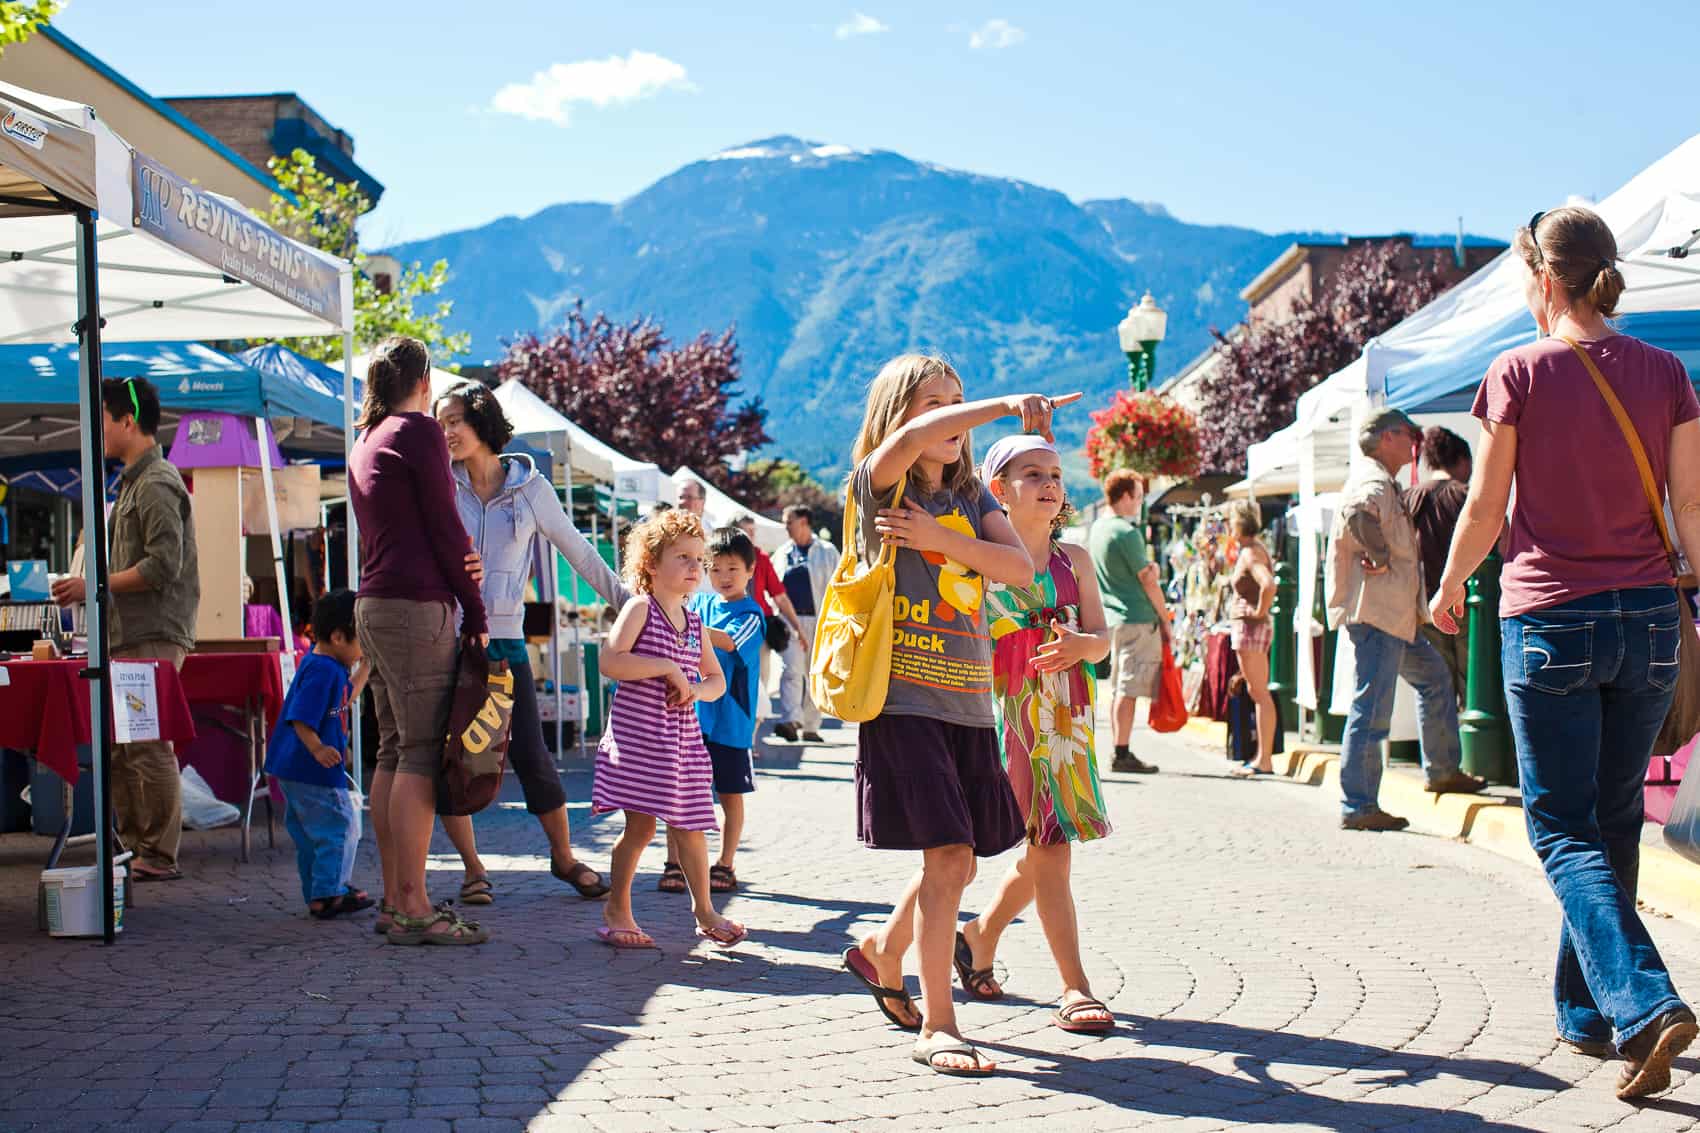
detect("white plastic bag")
[1665,764,1700,866]
[179,766,240,830]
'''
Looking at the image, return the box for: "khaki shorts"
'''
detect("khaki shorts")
[1109,621,1162,700]
[356,597,458,777]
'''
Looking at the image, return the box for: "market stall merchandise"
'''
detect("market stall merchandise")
[0,80,352,941]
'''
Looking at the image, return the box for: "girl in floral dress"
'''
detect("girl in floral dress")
[956,435,1116,1034]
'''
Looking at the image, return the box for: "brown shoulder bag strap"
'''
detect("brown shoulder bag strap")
[1561,336,1682,578]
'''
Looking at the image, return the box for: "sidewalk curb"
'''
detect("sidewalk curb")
[1182,716,1700,928]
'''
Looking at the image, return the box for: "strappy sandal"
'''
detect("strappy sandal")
[553,860,611,900]
[953,931,1004,1000]
[373,902,397,935]
[657,861,688,894]
[842,946,921,1031]
[386,907,490,946]
[911,1032,995,1077]
[309,891,376,920]
[459,876,495,906]
[1053,995,1115,1034]
[709,864,738,893]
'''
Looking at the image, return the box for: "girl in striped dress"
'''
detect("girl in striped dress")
[593,510,746,948]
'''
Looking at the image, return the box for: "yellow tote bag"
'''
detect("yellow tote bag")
[809,476,905,722]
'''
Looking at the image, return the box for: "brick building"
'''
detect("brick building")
[1240,234,1505,324]
[164,94,384,206]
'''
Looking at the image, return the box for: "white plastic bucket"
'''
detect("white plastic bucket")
[40,865,126,937]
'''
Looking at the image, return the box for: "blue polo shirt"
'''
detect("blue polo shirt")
[264,651,352,789]
[689,591,765,750]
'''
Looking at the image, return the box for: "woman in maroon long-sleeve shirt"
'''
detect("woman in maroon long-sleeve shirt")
[349,336,491,945]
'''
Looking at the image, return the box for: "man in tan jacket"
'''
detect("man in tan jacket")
[1327,408,1483,832]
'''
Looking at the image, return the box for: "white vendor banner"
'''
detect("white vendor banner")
[110,662,161,744]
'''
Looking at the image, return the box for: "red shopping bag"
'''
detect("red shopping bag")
[1148,637,1189,734]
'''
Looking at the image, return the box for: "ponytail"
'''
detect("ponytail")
[355,335,431,431]
[1586,262,1626,319]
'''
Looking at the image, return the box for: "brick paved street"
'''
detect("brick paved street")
[3,715,1699,1132]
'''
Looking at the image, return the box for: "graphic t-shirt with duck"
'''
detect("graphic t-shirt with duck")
[852,461,1003,728]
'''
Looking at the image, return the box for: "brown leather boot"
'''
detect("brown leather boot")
[1615,1008,1697,1100]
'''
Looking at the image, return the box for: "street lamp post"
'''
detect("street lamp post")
[1118,292,1168,392]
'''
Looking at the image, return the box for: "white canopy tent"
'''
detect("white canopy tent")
[0,82,354,941]
[672,466,787,552]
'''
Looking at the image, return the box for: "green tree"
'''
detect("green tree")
[745,457,842,540]
[257,148,470,364]
[0,1,62,55]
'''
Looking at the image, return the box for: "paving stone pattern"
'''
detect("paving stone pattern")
[2,713,1698,1131]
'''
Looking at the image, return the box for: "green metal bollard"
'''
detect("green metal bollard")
[1267,523,1299,726]
[1310,533,1347,744]
[1459,549,1514,784]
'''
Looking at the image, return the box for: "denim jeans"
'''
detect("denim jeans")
[1503,586,1688,1046]
[1338,623,1463,816]
[280,779,362,904]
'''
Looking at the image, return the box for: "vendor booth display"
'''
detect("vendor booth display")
[0,80,353,941]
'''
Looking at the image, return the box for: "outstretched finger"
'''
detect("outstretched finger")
[1049,392,1084,408]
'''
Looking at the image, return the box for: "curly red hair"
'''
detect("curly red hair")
[622,509,707,594]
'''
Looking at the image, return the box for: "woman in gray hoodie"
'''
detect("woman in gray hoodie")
[436,383,630,901]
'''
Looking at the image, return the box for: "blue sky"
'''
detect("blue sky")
[53,0,1700,248]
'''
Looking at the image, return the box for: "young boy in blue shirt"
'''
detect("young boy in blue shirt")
[265,589,373,919]
[689,527,766,891]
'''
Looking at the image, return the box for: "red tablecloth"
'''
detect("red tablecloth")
[179,651,286,730]
[0,658,197,784]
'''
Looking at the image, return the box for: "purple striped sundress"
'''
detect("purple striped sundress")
[592,595,719,831]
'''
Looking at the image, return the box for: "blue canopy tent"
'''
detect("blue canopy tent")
[0,341,358,466]
[1384,310,1700,414]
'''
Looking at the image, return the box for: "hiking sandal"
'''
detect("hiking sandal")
[373,902,397,935]
[386,908,490,946]
[953,931,1004,1000]
[709,864,738,893]
[459,876,495,906]
[553,860,611,900]
[657,861,688,893]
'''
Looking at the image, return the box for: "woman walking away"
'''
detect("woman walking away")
[1431,205,1696,1100]
[436,383,624,903]
[956,435,1115,1035]
[592,509,744,949]
[1225,501,1278,777]
[837,352,1079,1077]
[348,336,491,946]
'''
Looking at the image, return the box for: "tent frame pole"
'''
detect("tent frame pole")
[74,206,117,944]
[342,333,362,793]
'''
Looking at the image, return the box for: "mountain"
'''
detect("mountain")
[385,137,1369,483]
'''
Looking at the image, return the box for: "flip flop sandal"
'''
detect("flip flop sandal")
[458,876,495,906]
[387,908,490,946]
[1053,996,1115,1034]
[596,925,657,949]
[553,860,611,900]
[373,902,396,935]
[131,867,183,883]
[709,864,738,893]
[696,920,747,948]
[1231,764,1274,778]
[842,946,921,1032]
[911,1033,994,1078]
[953,931,1004,1000]
[656,861,688,894]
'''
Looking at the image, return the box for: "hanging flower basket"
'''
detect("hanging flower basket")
[1085,390,1201,480]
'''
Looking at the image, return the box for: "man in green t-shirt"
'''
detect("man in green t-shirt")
[1087,470,1172,774]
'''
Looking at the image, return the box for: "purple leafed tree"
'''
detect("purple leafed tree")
[1198,241,1450,473]
[496,302,775,505]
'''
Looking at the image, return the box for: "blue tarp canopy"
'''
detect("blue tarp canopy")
[1386,311,1700,414]
[0,340,357,461]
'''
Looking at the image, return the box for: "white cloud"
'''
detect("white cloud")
[968,18,1026,49]
[835,12,889,39]
[490,50,692,127]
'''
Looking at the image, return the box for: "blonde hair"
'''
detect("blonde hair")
[1228,499,1262,540]
[622,510,706,595]
[1515,205,1625,318]
[851,354,978,496]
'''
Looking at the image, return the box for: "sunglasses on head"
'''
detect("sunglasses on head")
[1526,211,1547,262]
